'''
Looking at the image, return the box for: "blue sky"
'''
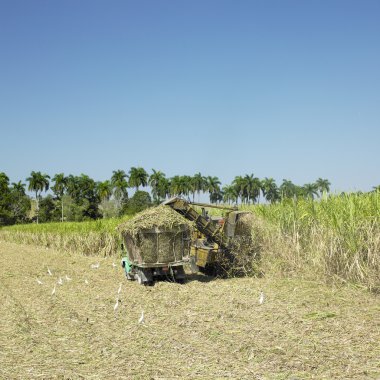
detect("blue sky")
[1,0,379,191]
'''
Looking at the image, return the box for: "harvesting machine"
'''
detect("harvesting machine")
[162,197,253,275]
[120,197,254,285]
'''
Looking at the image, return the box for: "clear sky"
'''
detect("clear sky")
[1,0,379,191]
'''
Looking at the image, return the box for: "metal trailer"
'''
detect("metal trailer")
[120,224,191,285]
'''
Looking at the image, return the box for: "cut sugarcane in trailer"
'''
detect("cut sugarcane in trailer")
[118,205,192,285]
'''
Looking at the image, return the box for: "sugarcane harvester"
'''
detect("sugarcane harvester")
[162,197,252,275]
[119,197,253,285]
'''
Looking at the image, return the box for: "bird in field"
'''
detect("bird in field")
[138,311,145,325]
[91,263,100,269]
[36,278,43,285]
[117,283,122,294]
[112,262,117,268]
[84,279,89,285]
[47,268,52,276]
[57,277,63,285]
[65,275,71,281]
[259,290,265,305]
[114,297,119,311]
[51,286,56,295]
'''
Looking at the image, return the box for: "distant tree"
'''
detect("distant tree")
[0,172,12,225]
[315,178,331,196]
[206,176,221,203]
[302,183,319,200]
[222,185,238,205]
[111,170,129,211]
[149,169,167,204]
[123,190,152,214]
[26,171,50,224]
[97,181,113,202]
[11,181,26,196]
[242,174,261,204]
[279,179,296,200]
[97,180,116,218]
[210,188,223,204]
[0,172,9,192]
[262,177,280,203]
[9,181,30,223]
[232,176,245,204]
[157,177,170,201]
[191,173,207,202]
[52,173,67,222]
[170,175,189,197]
[38,195,57,223]
[66,174,101,220]
[129,167,148,191]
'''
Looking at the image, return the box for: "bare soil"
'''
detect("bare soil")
[0,242,379,379]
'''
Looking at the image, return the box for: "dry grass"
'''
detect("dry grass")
[1,241,379,379]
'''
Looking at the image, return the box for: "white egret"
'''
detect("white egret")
[84,279,89,285]
[259,290,265,305]
[47,268,52,276]
[117,283,122,294]
[36,278,43,285]
[114,297,119,311]
[91,263,100,269]
[138,311,145,325]
[57,277,63,285]
[51,286,56,295]
[65,275,71,281]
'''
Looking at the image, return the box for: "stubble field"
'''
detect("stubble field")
[0,241,379,380]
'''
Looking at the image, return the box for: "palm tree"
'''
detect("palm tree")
[170,175,191,197]
[280,179,296,200]
[129,167,148,191]
[206,176,221,203]
[191,173,207,202]
[149,169,166,203]
[111,170,129,210]
[315,178,331,197]
[302,183,319,199]
[243,174,261,204]
[222,185,238,205]
[52,173,67,222]
[97,180,113,201]
[232,176,245,204]
[262,177,279,203]
[97,180,113,219]
[157,177,170,200]
[26,171,50,224]
[11,181,26,196]
[210,188,223,204]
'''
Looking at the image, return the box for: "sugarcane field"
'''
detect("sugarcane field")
[2,1,380,379]
[1,194,380,379]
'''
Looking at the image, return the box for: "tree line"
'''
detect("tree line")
[0,168,332,225]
